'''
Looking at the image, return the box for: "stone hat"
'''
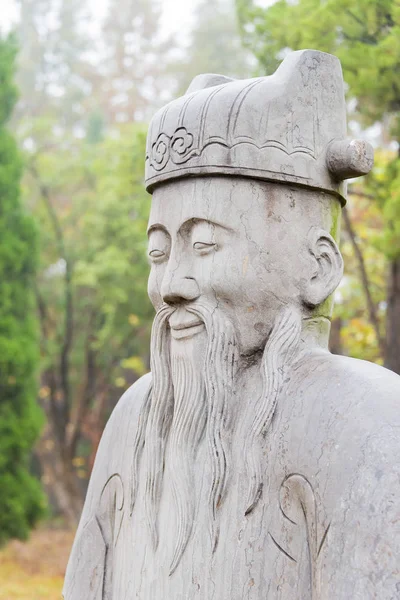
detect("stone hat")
[145,49,373,203]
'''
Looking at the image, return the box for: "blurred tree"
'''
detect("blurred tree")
[15,0,94,132]
[0,33,45,545]
[98,0,176,125]
[14,0,52,120]
[335,183,387,362]
[10,0,255,522]
[14,0,178,134]
[237,0,400,373]
[173,0,253,95]
[23,123,153,523]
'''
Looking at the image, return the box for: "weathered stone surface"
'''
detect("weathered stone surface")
[64,50,400,599]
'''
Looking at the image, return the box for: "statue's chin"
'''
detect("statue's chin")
[170,322,205,341]
[170,324,207,360]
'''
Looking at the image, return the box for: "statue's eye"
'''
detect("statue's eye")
[193,241,217,253]
[149,249,165,261]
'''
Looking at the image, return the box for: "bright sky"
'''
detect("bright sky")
[0,0,197,38]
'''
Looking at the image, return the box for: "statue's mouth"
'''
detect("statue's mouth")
[169,309,204,340]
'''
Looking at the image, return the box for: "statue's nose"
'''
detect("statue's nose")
[161,275,200,305]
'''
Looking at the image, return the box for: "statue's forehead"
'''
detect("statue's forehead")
[148,177,253,234]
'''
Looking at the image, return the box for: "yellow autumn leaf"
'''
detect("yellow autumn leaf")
[122,356,146,376]
[39,386,50,399]
[128,313,140,326]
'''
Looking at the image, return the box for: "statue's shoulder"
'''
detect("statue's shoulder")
[297,350,400,413]
[310,355,400,581]
[90,372,152,464]
[299,352,400,482]
[76,372,152,514]
[323,353,400,414]
[106,371,152,435]
[63,373,152,600]
[328,355,400,458]
[293,351,400,468]
[112,371,152,419]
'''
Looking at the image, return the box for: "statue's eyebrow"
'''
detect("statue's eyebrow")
[147,223,170,237]
[177,217,234,235]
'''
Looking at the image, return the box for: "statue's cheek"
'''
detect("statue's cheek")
[147,266,164,309]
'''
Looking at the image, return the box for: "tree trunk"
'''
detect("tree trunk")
[385,256,400,374]
[82,379,110,473]
[342,205,385,357]
[36,425,84,527]
[329,317,343,355]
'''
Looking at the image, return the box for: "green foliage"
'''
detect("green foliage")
[364,149,400,259]
[28,122,153,371]
[23,119,154,483]
[238,0,400,126]
[68,125,153,373]
[335,191,386,361]
[0,34,45,545]
[0,34,18,125]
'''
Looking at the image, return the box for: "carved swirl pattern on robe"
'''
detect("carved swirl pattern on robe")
[278,473,330,600]
[97,473,125,600]
[62,473,125,600]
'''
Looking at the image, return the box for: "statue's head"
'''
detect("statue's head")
[133,50,373,573]
[145,49,373,355]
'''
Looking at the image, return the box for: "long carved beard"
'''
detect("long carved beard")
[130,302,239,568]
[167,303,240,573]
[167,344,207,574]
[186,302,239,552]
[244,304,302,515]
[129,302,301,572]
[130,304,174,544]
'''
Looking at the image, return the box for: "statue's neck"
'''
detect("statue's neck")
[231,316,331,437]
[237,315,331,382]
[298,316,331,354]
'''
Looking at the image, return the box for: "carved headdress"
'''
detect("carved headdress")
[145,50,373,202]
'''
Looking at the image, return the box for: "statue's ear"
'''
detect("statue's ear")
[302,227,343,307]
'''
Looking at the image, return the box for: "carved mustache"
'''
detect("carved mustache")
[156,301,218,338]
[156,300,219,326]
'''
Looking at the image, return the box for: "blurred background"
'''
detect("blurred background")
[0,0,399,597]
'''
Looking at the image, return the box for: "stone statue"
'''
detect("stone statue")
[63,50,400,599]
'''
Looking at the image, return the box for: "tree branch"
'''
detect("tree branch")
[39,367,66,449]
[348,187,375,201]
[34,282,50,348]
[342,205,386,357]
[345,9,366,29]
[29,161,74,434]
[66,319,97,459]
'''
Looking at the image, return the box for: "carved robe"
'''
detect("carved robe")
[64,350,400,600]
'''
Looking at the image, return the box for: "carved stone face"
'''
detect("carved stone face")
[147,176,340,355]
